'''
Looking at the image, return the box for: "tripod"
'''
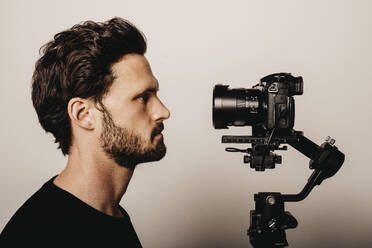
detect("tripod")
[223,130,345,247]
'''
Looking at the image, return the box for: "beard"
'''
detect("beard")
[99,109,166,169]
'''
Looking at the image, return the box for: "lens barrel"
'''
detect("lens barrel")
[213,85,263,129]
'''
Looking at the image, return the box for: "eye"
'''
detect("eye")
[139,94,150,104]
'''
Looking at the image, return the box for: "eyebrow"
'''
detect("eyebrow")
[134,84,159,98]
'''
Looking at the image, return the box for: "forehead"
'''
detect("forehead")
[109,54,158,95]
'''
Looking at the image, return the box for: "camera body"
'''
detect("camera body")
[213,73,303,132]
[263,73,303,130]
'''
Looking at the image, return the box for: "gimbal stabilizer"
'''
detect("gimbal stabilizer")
[223,130,345,247]
[213,73,345,247]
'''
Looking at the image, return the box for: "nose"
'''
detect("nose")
[153,98,170,122]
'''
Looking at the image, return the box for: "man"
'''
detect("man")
[0,17,170,247]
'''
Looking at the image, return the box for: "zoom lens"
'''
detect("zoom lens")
[213,85,263,129]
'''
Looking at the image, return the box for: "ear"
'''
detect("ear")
[67,97,95,130]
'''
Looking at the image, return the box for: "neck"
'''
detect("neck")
[53,147,134,218]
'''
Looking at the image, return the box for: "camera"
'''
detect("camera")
[213,72,303,130]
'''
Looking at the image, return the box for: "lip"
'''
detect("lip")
[154,133,163,139]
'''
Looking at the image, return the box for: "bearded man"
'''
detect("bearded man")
[0,17,170,247]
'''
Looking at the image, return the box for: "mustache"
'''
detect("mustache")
[151,123,164,138]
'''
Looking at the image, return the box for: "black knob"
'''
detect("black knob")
[244,155,251,163]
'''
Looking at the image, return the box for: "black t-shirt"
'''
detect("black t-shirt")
[0,176,142,247]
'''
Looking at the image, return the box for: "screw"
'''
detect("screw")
[266,195,276,205]
[325,136,336,145]
[268,219,277,229]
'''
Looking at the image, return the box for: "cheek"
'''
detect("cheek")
[109,102,153,137]
[125,111,153,136]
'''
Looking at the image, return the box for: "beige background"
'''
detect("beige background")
[1,0,371,247]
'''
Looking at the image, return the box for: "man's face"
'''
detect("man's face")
[98,54,170,168]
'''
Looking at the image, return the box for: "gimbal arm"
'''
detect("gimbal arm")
[282,130,345,202]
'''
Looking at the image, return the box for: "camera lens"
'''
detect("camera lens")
[213,85,263,129]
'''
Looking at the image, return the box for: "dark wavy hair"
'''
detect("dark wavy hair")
[31,17,147,155]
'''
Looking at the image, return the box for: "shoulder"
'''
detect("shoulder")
[0,177,143,247]
[0,176,72,244]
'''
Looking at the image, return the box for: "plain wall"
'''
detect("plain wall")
[1,0,371,247]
